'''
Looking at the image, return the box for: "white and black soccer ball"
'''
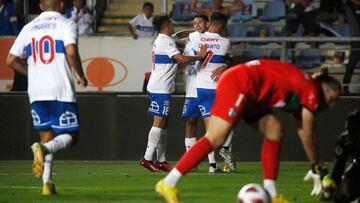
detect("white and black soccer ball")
[237,183,271,203]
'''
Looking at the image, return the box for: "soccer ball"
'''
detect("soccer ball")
[237,183,271,203]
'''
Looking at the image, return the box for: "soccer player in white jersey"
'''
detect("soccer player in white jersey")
[189,12,235,172]
[181,14,208,155]
[140,15,207,172]
[6,0,87,195]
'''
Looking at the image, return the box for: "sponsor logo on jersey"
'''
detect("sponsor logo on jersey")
[200,38,219,42]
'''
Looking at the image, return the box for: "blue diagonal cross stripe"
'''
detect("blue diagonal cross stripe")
[24,40,65,57]
[193,50,225,64]
[154,54,177,64]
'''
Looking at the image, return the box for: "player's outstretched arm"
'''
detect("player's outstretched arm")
[6,54,27,76]
[224,0,246,16]
[172,29,195,40]
[65,44,88,88]
[190,0,209,16]
[173,44,207,63]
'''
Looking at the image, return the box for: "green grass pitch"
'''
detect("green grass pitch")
[0,161,325,203]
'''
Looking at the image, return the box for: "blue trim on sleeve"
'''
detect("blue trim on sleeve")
[154,54,177,64]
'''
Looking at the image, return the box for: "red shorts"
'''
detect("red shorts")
[211,68,249,125]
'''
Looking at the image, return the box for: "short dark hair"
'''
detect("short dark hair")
[153,15,171,32]
[194,14,209,22]
[314,68,342,93]
[316,74,342,93]
[210,12,228,24]
[143,2,154,10]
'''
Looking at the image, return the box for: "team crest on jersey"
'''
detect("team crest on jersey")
[59,111,78,127]
[228,108,237,118]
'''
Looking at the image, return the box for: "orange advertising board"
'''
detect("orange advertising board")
[0,38,15,91]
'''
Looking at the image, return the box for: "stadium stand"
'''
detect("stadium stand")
[172,0,196,21]
[258,0,285,22]
[295,48,322,69]
[227,23,246,37]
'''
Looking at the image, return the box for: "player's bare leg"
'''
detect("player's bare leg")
[256,113,289,203]
[156,115,232,203]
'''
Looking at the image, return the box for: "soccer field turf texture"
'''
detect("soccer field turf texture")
[0,161,324,203]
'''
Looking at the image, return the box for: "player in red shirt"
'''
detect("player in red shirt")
[155,60,342,203]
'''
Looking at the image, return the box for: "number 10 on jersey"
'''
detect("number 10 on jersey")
[31,35,55,64]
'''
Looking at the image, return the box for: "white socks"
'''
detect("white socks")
[164,168,182,187]
[185,137,196,151]
[264,179,277,197]
[223,130,234,148]
[156,129,167,162]
[208,151,216,165]
[42,154,53,184]
[43,134,73,154]
[144,127,162,161]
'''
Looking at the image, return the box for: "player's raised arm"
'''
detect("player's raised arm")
[223,0,246,16]
[190,0,210,16]
[65,44,87,88]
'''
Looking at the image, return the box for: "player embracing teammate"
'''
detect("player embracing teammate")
[140,15,207,172]
[186,12,236,172]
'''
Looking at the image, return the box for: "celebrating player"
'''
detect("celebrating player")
[6,0,87,195]
[181,14,208,155]
[188,12,235,172]
[140,15,207,172]
[155,60,341,203]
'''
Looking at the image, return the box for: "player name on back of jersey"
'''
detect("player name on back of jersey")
[31,22,57,31]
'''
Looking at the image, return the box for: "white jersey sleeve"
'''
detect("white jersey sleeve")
[129,15,140,27]
[9,26,27,57]
[147,34,180,94]
[183,36,198,98]
[63,20,77,46]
